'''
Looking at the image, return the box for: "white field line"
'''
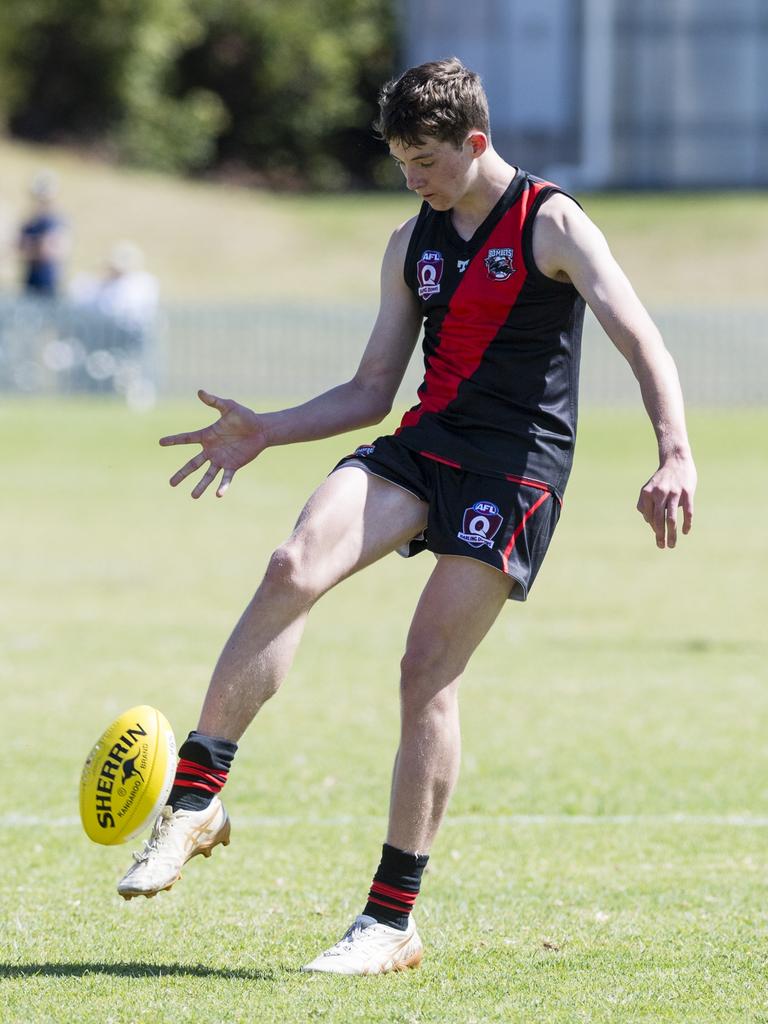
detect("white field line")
[5,812,768,829]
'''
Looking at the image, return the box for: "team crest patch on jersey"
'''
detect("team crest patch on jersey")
[417,250,444,298]
[484,248,515,281]
[457,501,504,549]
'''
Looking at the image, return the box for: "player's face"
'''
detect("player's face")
[389,136,477,210]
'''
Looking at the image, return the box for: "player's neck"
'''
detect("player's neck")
[450,152,517,240]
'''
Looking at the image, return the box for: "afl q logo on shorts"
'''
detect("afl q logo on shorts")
[458,501,503,549]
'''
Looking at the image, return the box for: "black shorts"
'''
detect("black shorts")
[334,435,561,601]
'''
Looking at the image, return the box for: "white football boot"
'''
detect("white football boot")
[117,796,230,900]
[302,914,423,975]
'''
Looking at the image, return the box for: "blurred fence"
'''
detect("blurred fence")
[0,296,158,409]
[1,296,766,407]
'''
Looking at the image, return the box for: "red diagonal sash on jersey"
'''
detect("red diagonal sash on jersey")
[397,187,541,433]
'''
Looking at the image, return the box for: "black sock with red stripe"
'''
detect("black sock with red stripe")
[168,731,238,812]
[363,843,429,931]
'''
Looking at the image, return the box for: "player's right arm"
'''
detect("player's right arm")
[161,218,421,498]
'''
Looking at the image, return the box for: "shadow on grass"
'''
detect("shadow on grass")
[0,961,283,981]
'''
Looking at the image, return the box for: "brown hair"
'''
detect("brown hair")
[375,57,490,149]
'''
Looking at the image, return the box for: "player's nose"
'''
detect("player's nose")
[405,170,426,192]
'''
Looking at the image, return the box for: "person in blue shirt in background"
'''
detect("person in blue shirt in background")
[18,170,69,298]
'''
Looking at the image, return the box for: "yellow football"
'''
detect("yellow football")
[80,705,176,845]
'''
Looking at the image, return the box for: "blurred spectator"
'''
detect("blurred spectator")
[18,170,69,297]
[69,241,159,334]
[67,241,160,399]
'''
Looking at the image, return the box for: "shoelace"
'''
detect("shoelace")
[333,920,371,954]
[131,807,174,864]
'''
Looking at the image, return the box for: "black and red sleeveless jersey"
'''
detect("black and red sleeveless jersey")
[397,168,586,498]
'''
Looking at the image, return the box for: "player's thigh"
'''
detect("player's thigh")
[283,463,428,587]
[402,555,512,686]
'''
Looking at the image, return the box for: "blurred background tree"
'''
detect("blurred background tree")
[0,0,396,189]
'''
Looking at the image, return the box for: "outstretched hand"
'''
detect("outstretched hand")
[160,390,267,498]
[636,453,697,549]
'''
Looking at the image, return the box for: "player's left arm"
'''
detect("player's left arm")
[533,193,697,549]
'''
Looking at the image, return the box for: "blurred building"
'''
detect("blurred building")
[401,0,767,189]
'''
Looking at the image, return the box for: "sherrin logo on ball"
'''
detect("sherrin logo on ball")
[80,705,176,845]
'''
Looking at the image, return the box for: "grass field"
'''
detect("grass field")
[2,135,768,304]
[2,399,767,1023]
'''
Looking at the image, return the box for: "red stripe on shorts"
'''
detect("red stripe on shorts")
[500,491,552,574]
[504,473,551,492]
[419,450,462,469]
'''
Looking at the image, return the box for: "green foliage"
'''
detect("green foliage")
[0,0,396,187]
[174,0,396,187]
[0,0,133,137]
[118,89,229,174]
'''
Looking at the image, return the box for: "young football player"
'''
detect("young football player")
[118,58,696,975]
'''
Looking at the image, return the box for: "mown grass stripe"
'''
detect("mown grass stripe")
[7,813,768,828]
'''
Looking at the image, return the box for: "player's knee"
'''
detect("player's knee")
[400,637,454,684]
[399,646,459,717]
[263,542,318,603]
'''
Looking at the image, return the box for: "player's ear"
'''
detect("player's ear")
[467,132,489,158]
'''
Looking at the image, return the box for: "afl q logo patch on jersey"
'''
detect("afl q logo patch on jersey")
[484,248,515,281]
[458,501,504,549]
[417,250,444,298]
